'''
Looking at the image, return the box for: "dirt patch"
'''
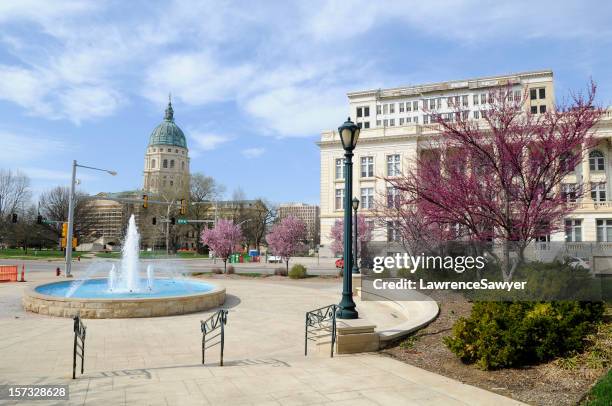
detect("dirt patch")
[382,291,610,406]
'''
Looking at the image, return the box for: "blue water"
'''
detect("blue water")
[36,278,215,299]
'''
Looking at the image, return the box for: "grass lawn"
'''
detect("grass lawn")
[582,369,612,405]
[0,248,64,259]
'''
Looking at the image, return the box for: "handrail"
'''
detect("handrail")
[201,309,228,366]
[72,315,86,379]
[305,304,338,358]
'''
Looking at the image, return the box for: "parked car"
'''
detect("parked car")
[268,255,282,263]
[566,256,591,270]
[335,258,344,269]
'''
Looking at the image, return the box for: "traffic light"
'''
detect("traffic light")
[11,213,17,223]
[180,199,186,215]
[142,194,148,209]
[62,222,68,238]
[152,217,157,225]
[170,217,176,225]
[37,215,43,224]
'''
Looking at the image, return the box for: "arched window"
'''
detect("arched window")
[589,150,605,171]
[170,160,175,168]
[163,159,168,168]
[151,159,156,169]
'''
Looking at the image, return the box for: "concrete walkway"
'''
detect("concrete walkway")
[0,274,525,405]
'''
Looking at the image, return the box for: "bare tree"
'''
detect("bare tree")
[0,169,31,246]
[38,186,97,243]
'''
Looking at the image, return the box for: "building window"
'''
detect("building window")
[363,121,370,129]
[589,150,605,171]
[335,189,345,210]
[562,183,577,202]
[399,102,405,113]
[170,160,175,168]
[592,183,606,202]
[530,88,537,100]
[376,120,381,126]
[531,106,538,114]
[597,219,612,242]
[473,94,479,105]
[413,116,418,124]
[182,161,185,170]
[413,101,418,111]
[480,94,486,104]
[539,105,547,113]
[376,105,381,114]
[151,159,156,169]
[539,88,546,99]
[514,90,521,101]
[361,187,374,209]
[163,159,168,168]
[406,102,412,112]
[389,119,395,126]
[399,117,404,125]
[423,115,429,124]
[462,95,468,107]
[170,180,174,186]
[364,106,369,117]
[387,221,400,242]
[167,148,171,152]
[474,111,480,119]
[383,104,388,114]
[383,119,388,126]
[565,219,582,242]
[389,103,395,114]
[361,156,374,178]
[357,107,363,117]
[387,187,400,208]
[387,154,401,176]
[335,158,345,179]
[429,99,436,109]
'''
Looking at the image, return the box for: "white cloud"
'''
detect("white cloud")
[241,147,265,159]
[0,131,66,164]
[58,86,124,124]
[190,132,233,151]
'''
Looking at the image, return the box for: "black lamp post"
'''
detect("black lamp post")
[337,117,360,319]
[352,197,360,274]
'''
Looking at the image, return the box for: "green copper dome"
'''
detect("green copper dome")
[148,99,187,148]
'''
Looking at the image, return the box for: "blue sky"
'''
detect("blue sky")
[1,0,612,204]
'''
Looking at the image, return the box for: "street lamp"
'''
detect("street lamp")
[65,160,117,278]
[337,117,360,319]
[352,197,360,275]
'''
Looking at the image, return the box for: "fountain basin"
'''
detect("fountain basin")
[23,278,225,318]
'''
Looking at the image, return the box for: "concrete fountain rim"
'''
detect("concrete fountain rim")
[25,277,226,304]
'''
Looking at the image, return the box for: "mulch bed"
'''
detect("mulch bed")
[381,291,609,406]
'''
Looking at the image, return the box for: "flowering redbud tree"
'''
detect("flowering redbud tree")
[266,215,307,272]
[200,219,243,273]
[329,215,373,263]
[384,83,603,281]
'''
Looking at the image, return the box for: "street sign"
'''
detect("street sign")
[177,219,188,225]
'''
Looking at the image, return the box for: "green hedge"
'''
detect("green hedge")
[288,264,308,279]
[444,301,605,370]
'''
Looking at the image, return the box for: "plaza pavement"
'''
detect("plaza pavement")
[0,270,525,405]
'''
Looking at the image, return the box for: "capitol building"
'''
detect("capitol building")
[84,99,194,251]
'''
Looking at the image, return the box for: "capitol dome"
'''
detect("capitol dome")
[148,99,187,148]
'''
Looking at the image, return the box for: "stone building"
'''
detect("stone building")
[318,70,612,258]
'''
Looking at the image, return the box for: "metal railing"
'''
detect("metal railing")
[72,315,86,379]
[305,304,338,358]
[201,309,228,366]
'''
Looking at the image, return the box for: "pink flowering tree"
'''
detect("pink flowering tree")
[329,215,373,261]
[266,216,307,272]
[384,83,603,281]
[200,219,243,273]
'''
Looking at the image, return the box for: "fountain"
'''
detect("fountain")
[23,215,225,318]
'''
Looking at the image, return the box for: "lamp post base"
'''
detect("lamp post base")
[352,266,360,274]
[337,293,358,319]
